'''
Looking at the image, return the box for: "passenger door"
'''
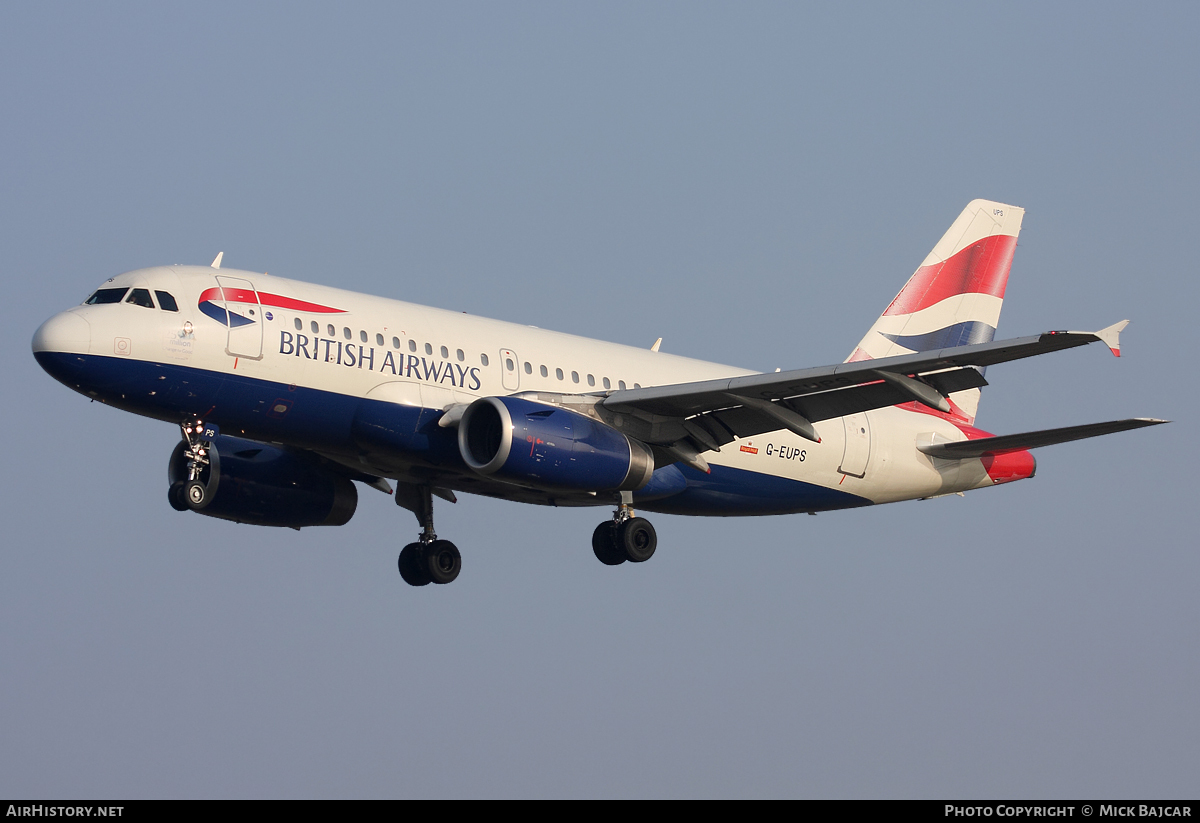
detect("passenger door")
[215,275,264,360]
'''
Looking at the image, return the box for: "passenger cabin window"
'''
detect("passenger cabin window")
[392,336,400,349]
[376,333,384,346]
[571,371,579,383]
[84,288,128,305]
[343,327,352,340]
[425,343,433,355]
[457,349,465,362]
[619,380,627,390]
[327,324,335,336]
[480,353,489,366]
[126,288,155,309]
[524,362,532,374]
[440,346,449,358]
[540,365,548,377]
[556,368,564,380]
[155,291,179,312]
[409,340,417,352]
[360,330,368,343]
[294,318,303,330]
[587,374,595,387]
[506,357,515,371]
[603,377,611,390]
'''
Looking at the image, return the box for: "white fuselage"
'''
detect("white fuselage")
[34,265,1015,516]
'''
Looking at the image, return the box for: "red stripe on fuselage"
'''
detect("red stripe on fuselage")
[884,234,1017,316]
[198,287,345,313]
[259,291,346,313]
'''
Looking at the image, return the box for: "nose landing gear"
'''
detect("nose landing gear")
[396,483,461,587]
[592,491,658,566]
[170,418,215,512]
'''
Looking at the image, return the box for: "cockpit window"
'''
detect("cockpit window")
[126,288,156,309]
[155,291,179,312]
[84,287,128,305]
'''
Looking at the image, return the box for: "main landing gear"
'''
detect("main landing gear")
[396,484,461,587]
[592,492,657,566]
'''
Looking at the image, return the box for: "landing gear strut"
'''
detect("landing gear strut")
[396,484,461,586]
[592,491,657,566]
[170,418,214,511]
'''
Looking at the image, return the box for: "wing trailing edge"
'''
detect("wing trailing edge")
[601,324,1131,423]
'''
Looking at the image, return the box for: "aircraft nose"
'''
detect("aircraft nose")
[32,310,91,354]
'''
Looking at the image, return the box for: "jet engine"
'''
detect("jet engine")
[458,396,654,493]
[168,434,357,528]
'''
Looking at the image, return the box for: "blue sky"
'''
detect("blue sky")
[2,3,1195,797]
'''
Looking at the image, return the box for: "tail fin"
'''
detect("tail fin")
[846,199,1025,422]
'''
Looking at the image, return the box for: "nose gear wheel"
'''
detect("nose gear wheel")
[174,418,217,512]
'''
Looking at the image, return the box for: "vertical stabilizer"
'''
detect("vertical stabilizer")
[846,199,1024,422]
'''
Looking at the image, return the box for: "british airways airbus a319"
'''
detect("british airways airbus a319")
[32,200,1165,586]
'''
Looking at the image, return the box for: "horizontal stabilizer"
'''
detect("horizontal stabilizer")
[918,418,1168,459]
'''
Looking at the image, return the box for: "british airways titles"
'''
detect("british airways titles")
[278,330,483,390]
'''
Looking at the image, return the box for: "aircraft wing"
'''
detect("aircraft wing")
[594,322,1131,462]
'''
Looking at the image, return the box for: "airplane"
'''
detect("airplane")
[31,199,1165,587]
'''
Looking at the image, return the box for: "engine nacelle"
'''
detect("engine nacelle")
[458,396,654,493]
[169,435,357,528]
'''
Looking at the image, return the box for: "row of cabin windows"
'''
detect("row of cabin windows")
[520,360,639,390]
[84,287,179,312]
[288,315,641,391]
[291,317,475,362]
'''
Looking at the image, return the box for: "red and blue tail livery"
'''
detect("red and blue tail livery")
[31,199,1166,588]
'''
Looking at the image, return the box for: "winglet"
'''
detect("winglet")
[650,337,662,352]
[1094,319,1129,357]
[211,252,224,269]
